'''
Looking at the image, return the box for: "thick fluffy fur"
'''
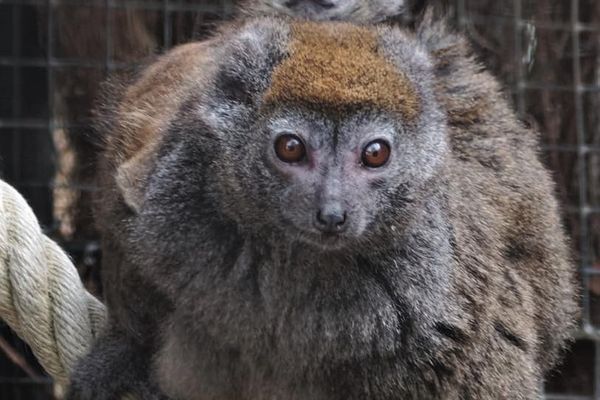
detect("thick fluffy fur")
[264,22,420,119]
[68,16,577,400]
[240,0,409,23]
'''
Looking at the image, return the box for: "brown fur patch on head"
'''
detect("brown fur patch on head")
[264,22,420,120]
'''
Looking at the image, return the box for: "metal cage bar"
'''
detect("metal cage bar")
[0,0,598,398]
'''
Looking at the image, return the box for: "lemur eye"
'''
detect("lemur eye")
[362,140,391,168]
[275,134,306,163]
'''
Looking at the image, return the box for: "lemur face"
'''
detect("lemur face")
[190,20,447,249]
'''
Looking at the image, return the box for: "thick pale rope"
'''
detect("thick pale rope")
[0,179,107,385]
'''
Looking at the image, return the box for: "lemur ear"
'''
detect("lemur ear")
[215,68,255,106]
[416,7,471,60]
[213,18,289,105]
[115,148,155,213]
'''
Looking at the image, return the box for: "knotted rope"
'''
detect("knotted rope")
[0,179,107,385]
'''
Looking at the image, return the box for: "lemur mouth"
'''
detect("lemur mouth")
[296,230,349,251]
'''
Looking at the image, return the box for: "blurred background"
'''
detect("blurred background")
[0,0,599,398]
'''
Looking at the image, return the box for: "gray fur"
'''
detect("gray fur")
[240,0,408,23]
[67,16,577,400]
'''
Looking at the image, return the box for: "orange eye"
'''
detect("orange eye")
[275,134,306,163]
[362,140,391,168]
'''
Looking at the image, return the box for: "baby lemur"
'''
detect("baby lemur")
[68,14,577,400]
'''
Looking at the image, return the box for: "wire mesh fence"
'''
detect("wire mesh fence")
[0,0,598,398]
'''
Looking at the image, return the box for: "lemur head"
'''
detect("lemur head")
[120,19,447,251]
[240,0,408,23]
[194,19,446,249]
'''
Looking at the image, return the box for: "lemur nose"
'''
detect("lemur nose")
[284,0,336,9]
[315,207,348,233]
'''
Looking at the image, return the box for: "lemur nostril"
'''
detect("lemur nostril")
[336,212,347,227]
[316,210,326,225]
